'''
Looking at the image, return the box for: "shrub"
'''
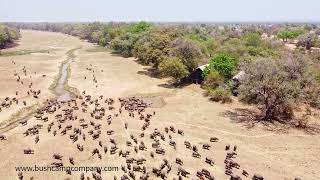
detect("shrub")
[205,87,232,103]
[158,57,189,81]
[202,70,224,89]
[244,32,262,47]
[296,33,318,50]
[203,53,236,80]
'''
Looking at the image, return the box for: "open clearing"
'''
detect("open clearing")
[0,30,319,180]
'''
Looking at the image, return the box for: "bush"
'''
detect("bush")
[205,87,232,103]
[158,57,189,81]
[309,94,320,109]
[203,53,236,80]
[244,32,262,47]
[296,33,318,50]
[202,70,224,89]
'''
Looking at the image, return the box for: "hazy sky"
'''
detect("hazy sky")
[1,0,319,22]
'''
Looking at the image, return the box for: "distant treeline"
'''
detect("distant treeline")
[4,22,297,75]
[4,22,320,120]
[0,24,20,49]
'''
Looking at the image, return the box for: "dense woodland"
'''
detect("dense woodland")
[3,22,320,122]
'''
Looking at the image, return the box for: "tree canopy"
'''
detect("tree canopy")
[0,25,20,50]
[203,53,236,80]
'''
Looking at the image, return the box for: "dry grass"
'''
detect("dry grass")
[0,49,54,57]
[0,103,40,133]
[85,46,110,52]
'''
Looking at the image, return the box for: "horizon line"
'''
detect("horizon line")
[1,21,320,24]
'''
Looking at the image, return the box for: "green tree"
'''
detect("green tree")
[239,54,315,121]
[277,28,304,42]
[133,29,172,67]
[98,26,125,46]
[127,21,152,34]
[0,25,20,50]
[169,38,203,72]
[158,57,189,80]
[277,29,294,42]
[204,53,236,80]
[110,33,140,57]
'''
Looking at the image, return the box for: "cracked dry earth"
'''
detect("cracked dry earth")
[0,30,320,180]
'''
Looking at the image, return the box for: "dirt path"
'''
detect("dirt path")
[0,31,319,180]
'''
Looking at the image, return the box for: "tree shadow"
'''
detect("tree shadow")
[221,108,263,130]
[157,81,191,89]
[109,52,132,58]
[5,42,19,49]
[132,59,199,89]
[137,67,159,78]
[288,121,320,135]
[221,108,320,134]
